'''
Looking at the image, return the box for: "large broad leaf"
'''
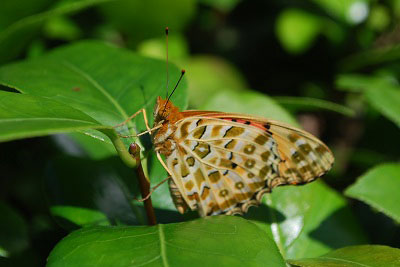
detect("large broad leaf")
[246,181,367,260]
[0,0,114,63]
[0,90,104,142]
[201,90,298,127]
[345,163,400,223]
[0,40,188,165]
[0,40,187,130]
[47,216,286,267]
[288,245,400,267]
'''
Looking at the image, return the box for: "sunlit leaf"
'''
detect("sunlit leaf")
[47,216,286,267]
[345,163,400,223]
[288,245,400,267]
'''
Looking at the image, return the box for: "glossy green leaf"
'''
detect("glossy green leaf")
[0,91,104,142]
[247,181,367,260]
[364,85,400,128]
[276,9,321,54]
[47,216,286,267]
[0,0,114,63]
[288,245,400,267]
[187,56,248,108]
[0,40,188,143]
[202,90,298,127]
[53,132,117,160]
[345,163,400,223]
[0,201,29,257]
[275,96,356,117]
[50,206,110,227]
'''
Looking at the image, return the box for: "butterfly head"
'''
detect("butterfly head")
[153,96,182,126]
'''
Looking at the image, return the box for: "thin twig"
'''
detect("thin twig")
[129,144,157,225]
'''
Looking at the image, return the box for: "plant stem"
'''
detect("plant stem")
[129,144,157,226]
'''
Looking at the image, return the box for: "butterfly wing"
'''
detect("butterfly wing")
[163,114,334,216]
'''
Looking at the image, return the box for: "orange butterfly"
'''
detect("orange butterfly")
[116,29,334,217]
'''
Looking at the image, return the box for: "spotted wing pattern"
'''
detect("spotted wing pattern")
[165,116,333,216]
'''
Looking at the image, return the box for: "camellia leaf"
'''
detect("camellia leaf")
[0,90,104,142]
[247,181,367,260]
[345,163,400,223]
[0,40,188,165]
[47,216,285,267]
[288,245,400,267]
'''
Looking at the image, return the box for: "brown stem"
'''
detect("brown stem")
[129,144,157,225]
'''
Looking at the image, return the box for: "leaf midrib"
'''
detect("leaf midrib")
[0,117,99,124]
[61,61,130,120]
[158,224,169,267]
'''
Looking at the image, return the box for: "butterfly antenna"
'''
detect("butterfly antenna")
[167,69,185,101]
[162,69,186,117]
[165,27,169,98]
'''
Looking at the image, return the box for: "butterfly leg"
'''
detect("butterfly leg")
[133,176,171,202]
[115,108,162,138]
[114,108,151,132]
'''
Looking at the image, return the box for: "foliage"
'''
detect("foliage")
[1,0,400,266]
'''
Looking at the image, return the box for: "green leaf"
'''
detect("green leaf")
[47,216,286,267]
[247,181,367,260]
[0,91,104,142]
[345,163,400,223]
[201,90,299,127]
[364,85,400,128]
[137,34,189,62]
[336,74,400,127]
[0,40,188,142]
[0,201,29,257]
[50,206,110,227]
[275,9,321,54]
[275,96,356,117]
[55,132,117,160]
[288,245,400,267]
[0,0,114,63]
[187,56,248,108]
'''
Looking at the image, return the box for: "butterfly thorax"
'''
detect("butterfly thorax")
[152,96,183,156]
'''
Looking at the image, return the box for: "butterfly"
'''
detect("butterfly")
[119,70,334,217]
[118,29,334,217]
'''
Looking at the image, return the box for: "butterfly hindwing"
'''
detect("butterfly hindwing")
[163,115,334,216]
